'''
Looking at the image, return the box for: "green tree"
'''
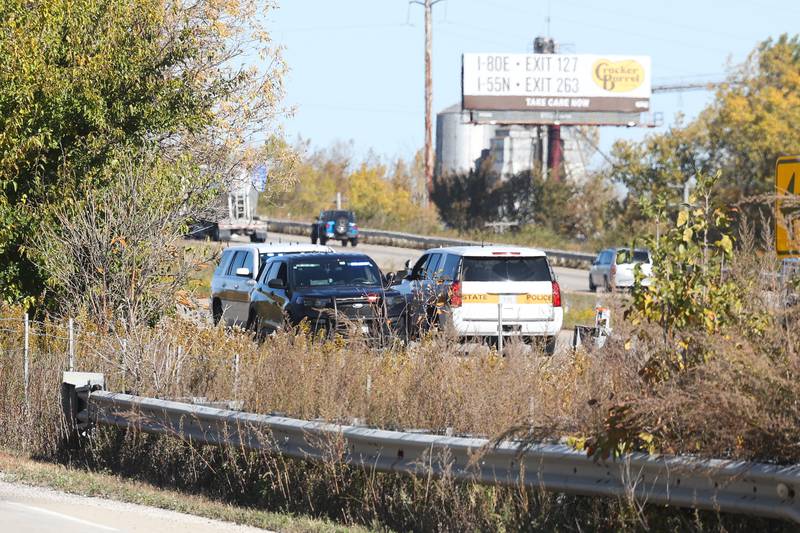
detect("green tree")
[0,0,286,305]
[707,34,800,202]
[606,34,800,232]
[270,144,438,233]
[627,172,742,364]
[33,150,218,327]
[606,118,709,231]
[431,166,504,231]
[432,166,581,236]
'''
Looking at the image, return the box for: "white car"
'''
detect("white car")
[210,242,333,326]
[589,248,652,291]
[397,246,563,353]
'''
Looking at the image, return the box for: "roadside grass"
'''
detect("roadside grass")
[562,292,607,330]
[0,451,369,533]
[0,302,646,530]
[1,248,798,531]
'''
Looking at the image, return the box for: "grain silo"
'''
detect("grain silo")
[435,104,497,178]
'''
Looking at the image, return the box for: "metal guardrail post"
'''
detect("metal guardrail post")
[61,372,105,448]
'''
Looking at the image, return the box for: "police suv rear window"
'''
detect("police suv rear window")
[461,257,551,282]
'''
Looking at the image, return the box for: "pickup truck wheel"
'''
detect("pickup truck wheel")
[604,275,611,292]
[350,238,358,247]
[589,275,596,292]
[212,299,223,326]
[341,240,348,247]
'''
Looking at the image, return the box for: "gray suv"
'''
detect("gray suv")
[210,242,332,326]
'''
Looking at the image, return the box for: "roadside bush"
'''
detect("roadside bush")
[584,175,800,464]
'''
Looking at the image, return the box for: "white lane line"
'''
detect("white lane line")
[3,501,119,531]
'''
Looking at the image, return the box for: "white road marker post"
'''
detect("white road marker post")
[176,345,183,387]
[120,339,127,387]
[23,312,29,408]
[497,302,504,354]
[68,317,75,371]
[233,353,240,398]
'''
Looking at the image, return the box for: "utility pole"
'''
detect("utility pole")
[411,0,444,207]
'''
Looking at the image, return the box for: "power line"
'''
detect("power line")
[436,25,521,49]
[652,82,724,94]
[298,103,423,114]
[276,22,411,33]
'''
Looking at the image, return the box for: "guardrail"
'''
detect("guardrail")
[265,219,595,269]
[63,375,800,524]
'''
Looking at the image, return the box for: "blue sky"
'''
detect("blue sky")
[268,0,799,165]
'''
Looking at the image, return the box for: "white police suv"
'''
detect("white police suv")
[396,246,563,353]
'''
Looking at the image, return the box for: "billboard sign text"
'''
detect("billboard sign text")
[462,53,651,113]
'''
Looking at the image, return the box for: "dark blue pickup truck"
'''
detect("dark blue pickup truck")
[247,253,409,342]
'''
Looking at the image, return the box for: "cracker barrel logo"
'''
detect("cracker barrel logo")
[592,59,645,93]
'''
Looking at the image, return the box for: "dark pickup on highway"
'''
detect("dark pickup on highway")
[247,253,408,340]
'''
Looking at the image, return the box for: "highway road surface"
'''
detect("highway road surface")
[0,480,266,533]
[258,232,590,293]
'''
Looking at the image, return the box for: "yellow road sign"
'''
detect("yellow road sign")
[776,155,800,258]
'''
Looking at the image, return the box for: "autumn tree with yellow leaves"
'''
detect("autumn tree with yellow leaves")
[270,144,439,234]
[607,34,800,232]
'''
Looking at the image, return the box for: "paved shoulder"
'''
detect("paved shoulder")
[0,480,268,533]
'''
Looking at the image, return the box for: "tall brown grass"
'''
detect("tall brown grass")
[0,266,797,531]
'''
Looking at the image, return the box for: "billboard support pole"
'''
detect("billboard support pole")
[547,124,562,182]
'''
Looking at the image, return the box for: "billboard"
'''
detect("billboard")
[462,53,651,113]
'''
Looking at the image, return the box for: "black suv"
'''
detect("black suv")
[311,210,359,246]
[247,253,408,340]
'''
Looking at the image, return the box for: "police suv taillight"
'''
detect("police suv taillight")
[450,280,463,308]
